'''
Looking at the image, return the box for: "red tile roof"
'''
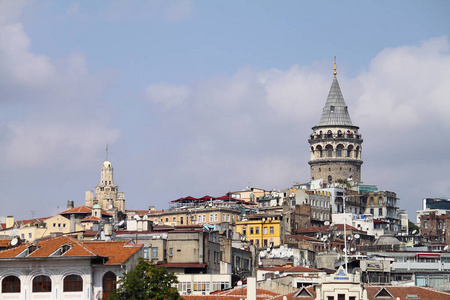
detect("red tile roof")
[0,235,141,265]
[364,285,450,300]
[59,205,112,216]
[81,216,103,222]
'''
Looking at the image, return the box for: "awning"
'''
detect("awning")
[416,253,441,258]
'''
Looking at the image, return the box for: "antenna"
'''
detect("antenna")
[106,144,109,161]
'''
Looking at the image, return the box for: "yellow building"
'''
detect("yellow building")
[235,214,281,248]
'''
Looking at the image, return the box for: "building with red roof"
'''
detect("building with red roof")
[0,234,142,299]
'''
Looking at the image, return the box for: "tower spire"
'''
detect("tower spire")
[333,56,337,76]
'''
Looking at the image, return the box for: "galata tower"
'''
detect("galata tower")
[308,59,363,184]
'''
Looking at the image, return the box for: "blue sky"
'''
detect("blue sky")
[1,0,449,221]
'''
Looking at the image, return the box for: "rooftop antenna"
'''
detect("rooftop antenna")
[106,144,109,161]
[333,56,337,76]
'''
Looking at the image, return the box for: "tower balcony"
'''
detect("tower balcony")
[308,133,363,143]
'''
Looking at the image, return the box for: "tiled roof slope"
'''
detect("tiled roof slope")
[0,235,141,265]
[365,285,450,300]
[318,76,353,127]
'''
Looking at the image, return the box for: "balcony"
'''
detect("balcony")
[309,132,363,143]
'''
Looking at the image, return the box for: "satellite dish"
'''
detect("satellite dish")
[143,215,148,220]
[134,215,140,220]
[351,247,355,252]
[108,204,113,210]
[8,229,19,237]
[324,221,330,225]
[10,237,19,246]
[118,220,125,227]
[237,281,243,286]
[412,229,418,235]
[354,234,360,239]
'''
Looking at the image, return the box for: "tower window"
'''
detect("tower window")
[318,168,321,172]
[330,105,335,112]
[327,175,332,183]
[328,167,331,172]
[327,147,332,157]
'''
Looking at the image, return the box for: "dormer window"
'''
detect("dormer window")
[50,244,72,257]
[28,245,38,255]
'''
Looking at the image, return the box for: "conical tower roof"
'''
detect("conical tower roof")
[318,74,353,126]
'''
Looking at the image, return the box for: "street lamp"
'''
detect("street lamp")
[342,190,361,273]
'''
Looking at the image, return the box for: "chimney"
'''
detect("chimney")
[247,277,256,300]
[67,200,74,209]
[6,216,14,229]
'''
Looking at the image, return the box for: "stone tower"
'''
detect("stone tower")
[85,159,126,213]
[308,59,363,184]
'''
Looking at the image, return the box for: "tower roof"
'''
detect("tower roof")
[317,75,353,127]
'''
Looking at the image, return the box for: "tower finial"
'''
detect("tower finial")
[333,56,337,76]
[106,144,108,161]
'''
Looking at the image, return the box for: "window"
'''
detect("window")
[63,275,82,292]
[263,239,268,247]
[33,275,51,292]
[165,218,168,222]
[143,247,150,259]
[255,227,260,235]
[197,215,201,223]
[379,208,383,216]
[209,214,213,222]
[327,297,334,300]
[28,233,32,239]
[250,227,254,235]
[173,217,176,222]
[103,272,116,299]
[222,213,225,221]
[180,217,184,225]
[338,294,345,300]
[169,248,173,256]
[2,275,20,293]
[215,213,218,222]
[327,147,332,157]
[152,247,158,259]
[328,175,332,183]
[370,208,374,215]
[227,214,230,222]
[424,221,428,229]
[202,214,206,223]
[263,227,268,235]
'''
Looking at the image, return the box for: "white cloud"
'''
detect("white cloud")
[145,82,190,109]
[0,3,119,171]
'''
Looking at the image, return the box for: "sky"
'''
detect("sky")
[1,0,449,222]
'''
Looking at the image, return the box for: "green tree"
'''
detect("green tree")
[107,258,182,300]
[409,220,420,235]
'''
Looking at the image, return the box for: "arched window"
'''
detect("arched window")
[336,144,344,157]
[64,275,83,292]
[2,276,20,293]
[103,272,116,299]
[316,145,323,158]
[327,130,332,138]
[326,145,333,157]
[33,275,51,293]
[355,146,360,158]
[327,175,332,183]
[369,197,374,205]
[347,145,353,157]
